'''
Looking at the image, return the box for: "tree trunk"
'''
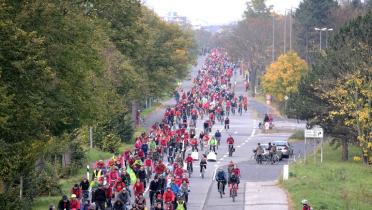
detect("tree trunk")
[341,139,349,161]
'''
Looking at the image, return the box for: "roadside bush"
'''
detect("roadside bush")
[34,163,62,196]
[102,134,121,153]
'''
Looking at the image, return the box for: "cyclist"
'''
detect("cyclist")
[190,137,198,152]
[71,184,81,199]
[185,153,193,173]
[199,131,205,151]
[214,130,222,148]
[269,143,277,164]
[163,187,176,209]
[238,102,243,115]
[224,117,230,130]
[226,136,234,156]
[175,197,187,210]
[117,188,130,207]
[301,199,312,210]
[133,193,146,210]
[255,143,264,164]
[231,164,241,187]
[200,154,207,175]
[227,161,234,178]
[215,168,227,194]
[57,195,70,210]
[70,194,80,210]
[208,136,218,153]
[228,171,239,197]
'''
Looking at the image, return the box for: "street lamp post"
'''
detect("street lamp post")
[325,28,333,48]
[314,27,333,50]
[314,27,326,50]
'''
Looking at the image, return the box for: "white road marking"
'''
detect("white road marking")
[236,145,241,148]
[250,129,256,137]
[223,155,227,158]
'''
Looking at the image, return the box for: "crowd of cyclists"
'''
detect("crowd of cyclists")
[53,49,250,210]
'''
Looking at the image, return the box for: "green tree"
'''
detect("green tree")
[293,0,338,60]
[288,12,371,162]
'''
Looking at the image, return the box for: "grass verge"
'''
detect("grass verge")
[288,129,304,142]
[141,102,162,118]
[281,144,372,210]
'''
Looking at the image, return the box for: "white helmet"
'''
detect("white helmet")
[301,199,308,205]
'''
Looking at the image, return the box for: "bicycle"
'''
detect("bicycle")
[145,166,152,183]
[200,164,206,179]
[199,139,204,151]
[165,201,173,210]
[267,153,280,165]
[187,162,193,178]
[238,107,242,116]
[218,181,224,198]
[231,183,238,202]
[228,144,234,157]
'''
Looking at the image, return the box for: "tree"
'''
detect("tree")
[244,0,272,18]
[261,51,309,102]
[293,0,338,60]
[287,12,371,162]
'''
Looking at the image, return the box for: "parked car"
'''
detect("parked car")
[273,140,293,158]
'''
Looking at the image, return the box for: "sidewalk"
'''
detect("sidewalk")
[245,181,288,210]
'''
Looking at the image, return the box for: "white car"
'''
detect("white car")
[273,140,293,158]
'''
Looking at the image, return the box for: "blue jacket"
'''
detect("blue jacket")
[216,170,226,181]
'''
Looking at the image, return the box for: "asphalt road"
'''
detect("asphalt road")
[138,57,305,210]
[185,66,305,210]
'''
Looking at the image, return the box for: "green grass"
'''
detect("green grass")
[141,102,162,118]
[288,129,304,141]
[86,147,113,162]
[33,196,60,210]
[281,144,372,210]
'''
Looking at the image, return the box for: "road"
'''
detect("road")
[139,56,305,210]
[184,64,305,210]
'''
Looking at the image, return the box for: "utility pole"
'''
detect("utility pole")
[283,10,287,53]
[89,126,93,149]
[272,13,275,62]
[289,9,292,51]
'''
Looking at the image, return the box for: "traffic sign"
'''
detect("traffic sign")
[304,128,323,138]
[314,128,323,138]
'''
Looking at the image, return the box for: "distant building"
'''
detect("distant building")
[164,12,190,27]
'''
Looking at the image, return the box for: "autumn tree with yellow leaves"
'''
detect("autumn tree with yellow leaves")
[261,51,309,102]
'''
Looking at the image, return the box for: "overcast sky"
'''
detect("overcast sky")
[145,0,302,26]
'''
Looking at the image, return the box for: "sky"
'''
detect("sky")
[145,0,302,26]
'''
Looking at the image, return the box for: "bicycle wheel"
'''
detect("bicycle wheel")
[219,182,223,198]
[232,187,237,202]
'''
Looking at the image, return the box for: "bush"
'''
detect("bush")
[34,165,62,196]
[102,134,121,153]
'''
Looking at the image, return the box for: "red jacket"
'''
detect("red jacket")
[133,182,144,196]
[227,137,234,145]
[185,156,193,163]
[163,190,175,202]
[71,187,81,198]
[70,199,80,210]
[174,167,184,177]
